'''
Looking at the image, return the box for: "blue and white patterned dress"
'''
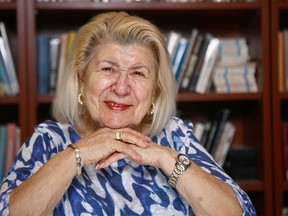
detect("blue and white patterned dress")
[0,117,256,215]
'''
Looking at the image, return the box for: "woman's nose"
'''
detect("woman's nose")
[111,72,131,96]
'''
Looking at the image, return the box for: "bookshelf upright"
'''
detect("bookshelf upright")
[271,1,288,215]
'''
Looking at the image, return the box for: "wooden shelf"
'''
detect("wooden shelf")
[0,2,16,10]
[0,96,19,104]
[177,92,262,102]
[34,2,264,11]
[238,180,264,192]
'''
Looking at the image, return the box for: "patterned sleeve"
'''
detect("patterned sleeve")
[168,118,256,216]
[0,121,62,215]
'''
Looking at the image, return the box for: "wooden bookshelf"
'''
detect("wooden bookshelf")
[0,0,273,214]
[271,1,288,215]
[0,1,27,143]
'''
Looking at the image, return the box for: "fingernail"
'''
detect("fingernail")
[98,163,105,169]
[144,136,151,142]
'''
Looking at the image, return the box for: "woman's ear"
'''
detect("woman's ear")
[78,73,85,91]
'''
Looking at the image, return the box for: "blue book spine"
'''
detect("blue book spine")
[0,125,7,182]
[172,38,189,81]
[37,35,50,94]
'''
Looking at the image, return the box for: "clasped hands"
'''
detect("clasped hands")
[75,127,175,171]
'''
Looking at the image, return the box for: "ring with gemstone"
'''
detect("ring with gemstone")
[115,131,123,141]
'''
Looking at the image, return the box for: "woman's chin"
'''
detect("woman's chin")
[103,122,130,129]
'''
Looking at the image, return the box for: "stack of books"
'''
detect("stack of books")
[212,37,258,93]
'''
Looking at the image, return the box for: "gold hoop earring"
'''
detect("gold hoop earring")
[78,93,85,105]
[148,103,155,115]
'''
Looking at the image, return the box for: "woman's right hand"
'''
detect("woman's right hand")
[75,127,150,167]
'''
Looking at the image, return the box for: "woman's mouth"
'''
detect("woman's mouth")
[105,100,132,111]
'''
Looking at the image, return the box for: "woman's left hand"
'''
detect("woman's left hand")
[95,132,177,173]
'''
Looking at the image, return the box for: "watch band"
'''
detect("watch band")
[168,153,191,187]
[168,163,185,187]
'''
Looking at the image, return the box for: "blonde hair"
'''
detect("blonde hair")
[52,11,177,137]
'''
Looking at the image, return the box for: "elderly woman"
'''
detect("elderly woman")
[0,11,255,215]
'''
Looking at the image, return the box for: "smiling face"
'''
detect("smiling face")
[80,43,157,132]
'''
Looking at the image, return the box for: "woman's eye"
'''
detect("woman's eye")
[134,71,144,76]
[101,67,115,73]
[131,71,148,78]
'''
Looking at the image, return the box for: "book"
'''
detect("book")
[49,37,60,93]
[194,37,220,93]
[187,33,212,92]
[0,80,5,96]
[14,126,21,155]
[278,31,285,92]
[37,34,50,94]
[167,31,181,62]
[172,37,190,81]
[193,122,205,141]
[179,33,203,91]
[217,56,250,67]
[200,121,211,147]
[65,31,76,68]
[214,84,258,93]
[218,37,249,57]
[208,108,231,156]
[212,121,236,167]
[0,22,19,96]
[4,122,17,173]
[177,28,199,88]
[282,121,288,180]
[214,62,256,76]
[213,78,257,88]
[283,29,288,91]
[56,33,68,91]
[0,124,7,182]
[0,48,12,95]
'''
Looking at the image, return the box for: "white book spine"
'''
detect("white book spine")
[0,22,19,95]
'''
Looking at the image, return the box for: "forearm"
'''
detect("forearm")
[9,147,76,216]
[160,151,242,216]
[176,162,242,216]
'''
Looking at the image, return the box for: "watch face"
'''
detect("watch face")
[178,154,191,166]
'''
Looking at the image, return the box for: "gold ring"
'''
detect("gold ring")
[115,131,123,141]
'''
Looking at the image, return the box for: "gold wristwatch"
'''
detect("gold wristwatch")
[168,153,191,187]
